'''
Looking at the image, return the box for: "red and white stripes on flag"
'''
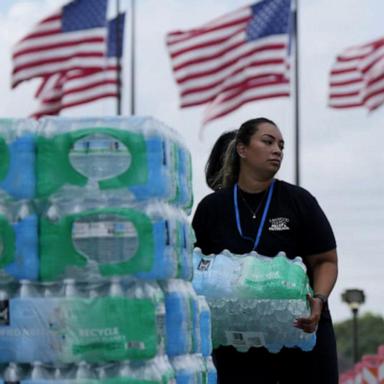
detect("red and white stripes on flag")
[32,61,120,119]
[11,2,107,89]
[166,1,291,124]
[11,0,125,118]
[329,37,384,111]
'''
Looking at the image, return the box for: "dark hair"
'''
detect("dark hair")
[205,130,237,191]
[221,118,277,188]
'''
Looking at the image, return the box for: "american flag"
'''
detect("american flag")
[32,13,125,118]
[11,0,108,89]
[166,0,292,124]
[329,37,384,111]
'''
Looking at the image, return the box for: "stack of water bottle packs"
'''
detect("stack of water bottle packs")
[0,117,216,383]
[193,248,317,353]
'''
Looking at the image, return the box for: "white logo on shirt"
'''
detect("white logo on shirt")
[268,217,290,231]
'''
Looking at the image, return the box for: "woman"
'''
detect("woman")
[192,118,338,383]
[205,129,237,191]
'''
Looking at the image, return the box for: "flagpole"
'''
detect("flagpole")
[115,0,122,115]
[130,0,136,115]
[293,0,300,186]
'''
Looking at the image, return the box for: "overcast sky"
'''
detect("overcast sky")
[1,0,383,323]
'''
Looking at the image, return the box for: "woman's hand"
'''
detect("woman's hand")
[293,248,338,334]
[293,293,323,333]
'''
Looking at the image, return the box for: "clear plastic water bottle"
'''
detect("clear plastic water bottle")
[46,201,60,222]
[14,201,39,281]
[53,367,63,381]
[42,282,61,298]
[63,278,80,298]
[3,362,22,383]
[198,296,213,357]
[30,361,50,380]
[18,280,38,298]
[120,356,173,383]
[132,280,166,353]
[195,354,206,384]
[157,355,176,384]
[75,361,95,379]
[162,279,193,357]
[188,286,201,355]
[15,201,32,221]
[109,277,124,297]
[171,355,195,384]
[123,279,166,358]
[205,356,217,384]
[96,365,108,380]
[134,203,178,280]
[88,284,100,299]
[14,281,42,362]
[118,360,134,377]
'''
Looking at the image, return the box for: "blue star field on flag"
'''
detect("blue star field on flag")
[246,0,291,41]
[62,0,107,32]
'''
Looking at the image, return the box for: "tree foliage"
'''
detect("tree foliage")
[334,312,384,371]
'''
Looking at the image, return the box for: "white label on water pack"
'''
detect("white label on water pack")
[225,330,265,348]
[69,133,132,181]
[73,221,136,239]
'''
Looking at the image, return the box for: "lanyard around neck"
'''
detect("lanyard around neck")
[233,179,275,251]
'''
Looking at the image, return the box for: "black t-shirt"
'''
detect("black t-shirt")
[192,179,336,264]
[193,179,338,374]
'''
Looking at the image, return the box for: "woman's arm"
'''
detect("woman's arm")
[294,248,338,333]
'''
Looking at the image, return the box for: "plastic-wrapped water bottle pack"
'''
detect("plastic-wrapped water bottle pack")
[0,356,176,383]
[36,116,193,211]
[0,116,193,211]
[193,248,311,300]
[0,278,167,363]
[0,116,215,382]
[171,354,216,384]
[39,192,195,282]
[208,298,315,353]
[0,117,196,283]
[193,248,316,353]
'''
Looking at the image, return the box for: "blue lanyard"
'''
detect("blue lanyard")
[233,179,275,251]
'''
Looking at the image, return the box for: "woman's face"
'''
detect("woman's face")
[237,122,284,179]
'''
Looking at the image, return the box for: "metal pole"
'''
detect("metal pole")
[352,307,359,363]
[115,0,122,115]
[293,0,300,186]
[130,0,136,115]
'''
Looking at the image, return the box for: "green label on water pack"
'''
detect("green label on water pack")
[0,296,161,364]
[37,128,148,197]
[0,214,15,269]
[40,208,154,281]
[63,297,159,362]
[237,255,309,299]
[0,135,9,182]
